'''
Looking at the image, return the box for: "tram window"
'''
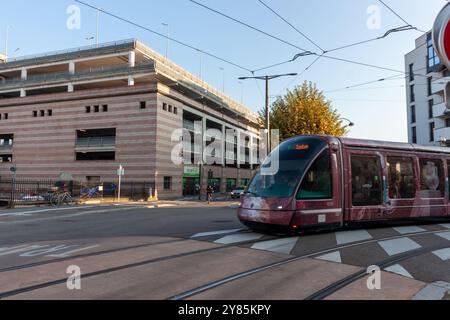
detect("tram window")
[297,150,332,200]
[419,159,444,198]
[351,155,383,206]
[387,157,416,199]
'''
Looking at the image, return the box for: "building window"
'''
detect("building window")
[94,105,100,113]
[226,178,237,192]
[427,33,441,72]
[102,105,108,112]
[410,105,416,124]
[174,107,178,115]
[47,110,53,116]
[168,105,173,113]
[412,127,417,144]
[164,177,172,190]
[85,106,91,113]
[410,85,415,103]
[140,101,146,109]
[351,155,383,206]
[33,111,38,117]
[409,64,414,82]
[419,159,444,198]
[1,113,8,120]
[297,149,332,200]
[163,103,167,111]
[429,100,434,119]
[427,77,433,96]
[429,122,435,142]
[387,157,416,199]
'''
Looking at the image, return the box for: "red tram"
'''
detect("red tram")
[238,135,450,233]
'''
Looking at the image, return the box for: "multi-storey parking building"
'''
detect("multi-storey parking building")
[0,39,261,199]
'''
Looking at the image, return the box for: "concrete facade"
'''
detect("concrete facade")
[405,32,450,146]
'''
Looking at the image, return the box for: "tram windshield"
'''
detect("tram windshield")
[247,137,329,198]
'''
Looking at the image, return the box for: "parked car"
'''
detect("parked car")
[230,187,246,199]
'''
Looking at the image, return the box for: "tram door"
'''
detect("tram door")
[348,153,386,221]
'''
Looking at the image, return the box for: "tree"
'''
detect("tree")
[259,81,348,141]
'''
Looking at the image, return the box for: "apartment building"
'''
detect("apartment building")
[0,39,261,199]
[405,32,450,146]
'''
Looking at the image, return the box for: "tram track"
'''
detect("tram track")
[0,232,280,299]
[0,227,448,299]
[167,228,450,300]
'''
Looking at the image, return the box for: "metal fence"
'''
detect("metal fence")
[0,179,156,207]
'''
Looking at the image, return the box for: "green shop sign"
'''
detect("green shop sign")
[184,167,200,177]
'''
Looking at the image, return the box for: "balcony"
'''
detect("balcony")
[0,143,13,153]
[434,127,450,142]
[75,136,116,152]
[432,77,450,95]
[433,102,450,118]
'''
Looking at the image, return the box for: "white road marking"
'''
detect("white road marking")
[393,226,426,234]
[0,206,94,217]
[251,237,299,254]
[378,237,421,256]
[436,231,450,241]
[0,245,49,257]
[0,244,29,253]
[335,230,372,245]
[191,229,242,238]
[384,264,414,279]
[413,282,450,300]
[432,248,450,261]
[440,224,450,229]
[47,245,100,258]
[316,251,342,263]
[214,233,263,244]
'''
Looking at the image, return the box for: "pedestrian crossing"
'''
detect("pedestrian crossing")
[190,223,450,282]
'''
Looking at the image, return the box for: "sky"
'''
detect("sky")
[0,0,448,142]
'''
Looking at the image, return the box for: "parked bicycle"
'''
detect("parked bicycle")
[50,191,74,206]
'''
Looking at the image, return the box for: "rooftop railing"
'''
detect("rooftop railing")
[75,136,116,148]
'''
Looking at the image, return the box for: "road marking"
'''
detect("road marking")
[47,245,100,258]
[413,282,450,300]
[393,226,426,234]
[214,233,263,244]
[384,264,413,279]
[191,229,242,238]
[0,245,29,253]
[251,237,299,254]
[0,245,49,257]
[432,248,450,261]
[436,231,450,241]
[378,237,421,256]
[316,251,342,263]
[440,224,450,229]
[0,206,94,217]
[335,230,372,245]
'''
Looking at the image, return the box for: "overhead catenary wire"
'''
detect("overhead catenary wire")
[74,0,253,73]
[257,0,325,53]
[377,0,427,34]
[188,0,428,79]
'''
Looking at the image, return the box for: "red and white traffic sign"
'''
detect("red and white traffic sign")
[433,2,450,69]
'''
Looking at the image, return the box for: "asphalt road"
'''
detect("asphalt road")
[0,203,449,300]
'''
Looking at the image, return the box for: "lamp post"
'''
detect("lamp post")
[162,23,169,59]
[339,117,355,128]
[239,73,297,153]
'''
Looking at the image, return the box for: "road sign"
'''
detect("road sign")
[433,2,450,70]
[117,166,125,176]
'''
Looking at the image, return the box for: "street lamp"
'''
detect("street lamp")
[162,23,169,59]
[239,73,298,153]
[339,117,355,127]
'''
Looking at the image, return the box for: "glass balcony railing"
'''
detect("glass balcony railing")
[75,136,116,148]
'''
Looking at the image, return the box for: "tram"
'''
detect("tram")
[238,135,450,233]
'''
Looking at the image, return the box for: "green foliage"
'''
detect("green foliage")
[259,81,348,141]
